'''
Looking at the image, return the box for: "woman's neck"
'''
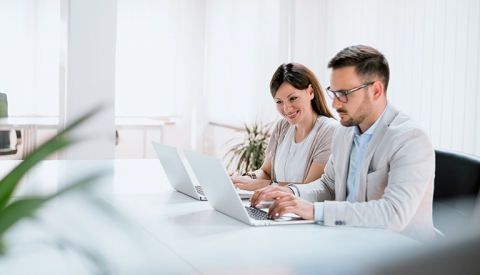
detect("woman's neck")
[294,112,318,142]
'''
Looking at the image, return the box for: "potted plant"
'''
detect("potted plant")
[224,119,273,173]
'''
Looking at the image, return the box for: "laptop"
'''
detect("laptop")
[183,149,316,226]
[152,142,207,201]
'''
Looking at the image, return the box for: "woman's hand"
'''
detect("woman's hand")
[228,171,241,177]
[230,176,270,191]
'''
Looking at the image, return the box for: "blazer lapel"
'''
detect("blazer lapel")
[356,102,400,202]
[335,127,355,201]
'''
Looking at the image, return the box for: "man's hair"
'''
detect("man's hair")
[328,45,390,93]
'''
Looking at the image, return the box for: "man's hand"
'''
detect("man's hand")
[249,185,292,206]
[250,185,314,220]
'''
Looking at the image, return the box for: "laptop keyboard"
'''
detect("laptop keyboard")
[195,185,205,196]
[245,206,270,220]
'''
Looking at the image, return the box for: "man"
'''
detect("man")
[251,45,436,242]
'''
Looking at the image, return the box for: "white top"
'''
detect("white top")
[274,122,319,182]
[273,117,337,182]
[266,116,338,183]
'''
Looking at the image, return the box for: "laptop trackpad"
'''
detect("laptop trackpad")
[274,216,292,222]
[257,207,303,221]
[274,213,304,221]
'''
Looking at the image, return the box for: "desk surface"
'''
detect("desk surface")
[0,159,421,274]
[0,116,58,128]
[0,116,165,127]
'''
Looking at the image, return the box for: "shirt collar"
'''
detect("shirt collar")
[354,106,387,136]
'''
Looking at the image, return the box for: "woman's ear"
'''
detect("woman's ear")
[308,84,314,99]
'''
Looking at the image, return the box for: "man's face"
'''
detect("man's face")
[329,66,372,128]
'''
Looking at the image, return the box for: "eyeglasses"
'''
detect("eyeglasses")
[326,82,374,103]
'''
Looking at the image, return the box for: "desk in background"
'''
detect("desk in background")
[0,159,422,274]
[0,117,57,158]
[0,117,166,159]
[115,117,166,158]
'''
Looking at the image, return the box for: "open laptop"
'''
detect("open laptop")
[152,142,207,201]
[183,149,315,226]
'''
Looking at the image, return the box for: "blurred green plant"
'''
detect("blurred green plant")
[224,119,273,173]
[0,106,105,254]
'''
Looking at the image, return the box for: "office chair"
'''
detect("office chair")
[433,148,480,238]
[0,93,20,156]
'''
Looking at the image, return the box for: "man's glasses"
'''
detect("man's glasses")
[326,82,374,103]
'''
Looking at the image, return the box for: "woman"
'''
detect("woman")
[231,63,338,190]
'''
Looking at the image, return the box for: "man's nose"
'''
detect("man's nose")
[331,96,341,110]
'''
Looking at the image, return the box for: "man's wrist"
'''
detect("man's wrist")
[314,202,325,222]
[285,183,299,196]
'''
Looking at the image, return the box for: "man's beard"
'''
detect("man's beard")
[338,91,371,128]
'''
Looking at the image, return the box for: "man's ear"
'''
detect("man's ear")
[371,81,384,101]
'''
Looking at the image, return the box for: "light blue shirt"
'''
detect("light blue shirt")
[310,109,387,222]
[346,118,379,202]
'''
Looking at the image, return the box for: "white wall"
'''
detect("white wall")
[0,0,59,116]
[206,0,480,157]
[1,0,479,159]
[204,1,285,129]
[205,0,480,158]
[314,0,480,155]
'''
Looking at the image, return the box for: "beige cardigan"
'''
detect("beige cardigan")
[265,116,338,182]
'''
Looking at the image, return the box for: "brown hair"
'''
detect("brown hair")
[328,45,390,93]
[270,63,335,118]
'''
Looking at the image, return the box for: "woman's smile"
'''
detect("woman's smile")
[285,110,299,119]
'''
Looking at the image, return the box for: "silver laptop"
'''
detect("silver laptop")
[152,142,207,201]
[183,149,315,226]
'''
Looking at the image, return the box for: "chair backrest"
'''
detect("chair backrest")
[435,149,480,202]
[0,93,10,149]
[433,148,480,237]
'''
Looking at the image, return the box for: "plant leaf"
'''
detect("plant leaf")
[0,138,71,211]
[0,172,104,236]
[224,118,273,172]
[0,105,103,211]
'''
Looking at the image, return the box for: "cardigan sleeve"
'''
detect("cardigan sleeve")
[265,119,289,159]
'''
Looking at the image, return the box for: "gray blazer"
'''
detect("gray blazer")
[295,102,436,242]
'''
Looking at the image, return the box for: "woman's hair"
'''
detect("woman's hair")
[270,63,335,118]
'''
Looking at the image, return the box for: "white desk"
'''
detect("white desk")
[0,117,166,159]
[0,159,423,274]
[115,117,166,158]
[0,117,58,158]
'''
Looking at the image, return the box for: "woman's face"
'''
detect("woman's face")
[273,82,314,125]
